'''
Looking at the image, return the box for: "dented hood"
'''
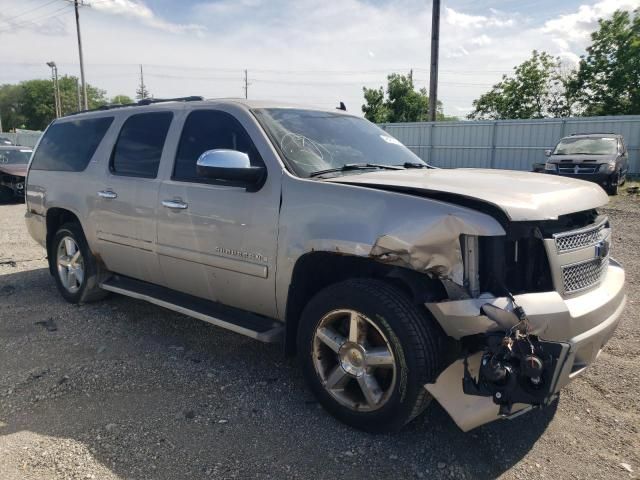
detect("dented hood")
[327,168,609,221]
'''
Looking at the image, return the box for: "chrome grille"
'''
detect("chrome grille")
[562,257,608,293]
[554,221,607,252]
[558,163,598,174]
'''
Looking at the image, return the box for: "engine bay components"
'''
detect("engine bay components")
[462,302,563,416]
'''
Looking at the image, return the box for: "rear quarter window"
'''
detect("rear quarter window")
[30,116,114,172]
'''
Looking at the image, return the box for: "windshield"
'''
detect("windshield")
[553,137,617,155]
[0,149,32,164]
[253,108,426,177]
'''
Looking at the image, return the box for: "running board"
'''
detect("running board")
[100,276,283,343]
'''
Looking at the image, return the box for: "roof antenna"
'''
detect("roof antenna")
[337,101,347,111]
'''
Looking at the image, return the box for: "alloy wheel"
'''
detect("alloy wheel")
[312,309,397,412]
[56,236,84,293]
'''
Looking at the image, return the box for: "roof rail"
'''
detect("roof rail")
[136,96,204,106]
[64,96,205,117]
[569,132,618,136]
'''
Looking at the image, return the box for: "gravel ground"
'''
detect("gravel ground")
[0,194,638,480]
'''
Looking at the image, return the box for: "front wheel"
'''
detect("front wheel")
[606,174,619,196]
[297,278,446,432]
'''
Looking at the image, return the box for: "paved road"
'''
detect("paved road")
[0,198,638,480]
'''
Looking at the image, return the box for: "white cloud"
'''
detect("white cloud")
[471,34,492,46]
[446,46,470,58]
[90,0,204,34]
[542,0,640,44]
[0,0,637,118]
[444,7,514,29]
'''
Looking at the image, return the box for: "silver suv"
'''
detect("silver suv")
[25,98,626,432]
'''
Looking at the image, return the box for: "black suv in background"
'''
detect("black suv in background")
[544,133,629,195]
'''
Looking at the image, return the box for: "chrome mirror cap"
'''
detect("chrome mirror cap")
[195,149,266,191]
[196,149,251,169]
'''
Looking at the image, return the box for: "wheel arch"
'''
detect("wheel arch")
[283,251,447,356]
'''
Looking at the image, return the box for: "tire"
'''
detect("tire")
[0,186,12,203]
[297,278,446,432]
[606,174,619,196]
[50,222,109,304]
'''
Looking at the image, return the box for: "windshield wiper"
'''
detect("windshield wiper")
[399,162,427,168]
[308,163,403,177]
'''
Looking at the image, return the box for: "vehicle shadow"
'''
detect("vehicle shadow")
[0,267,555,479]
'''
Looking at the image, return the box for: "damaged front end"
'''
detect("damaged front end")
[419,211,625,431]
[461,304,563,417]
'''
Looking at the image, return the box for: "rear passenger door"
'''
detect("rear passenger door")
[155,108,281,318]
[93,111,173,283]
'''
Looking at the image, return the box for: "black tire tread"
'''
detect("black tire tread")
[344,278,443,421]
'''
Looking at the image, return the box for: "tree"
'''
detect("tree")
[57,76,107,114]
[362,86,388,123]
[0,84,27,130]
[111,94,134,105]
[362,71,450,123]
[0,77,107,131]
[468,51,575,120]
[569,9,640,116]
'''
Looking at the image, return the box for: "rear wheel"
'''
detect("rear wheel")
[298,278,445,432]
[50,222,109,304]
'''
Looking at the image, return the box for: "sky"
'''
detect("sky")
[0,0,639,117]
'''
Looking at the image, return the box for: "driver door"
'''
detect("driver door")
[156,108,281,318]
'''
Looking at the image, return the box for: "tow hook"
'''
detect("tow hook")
[462,303,562,416]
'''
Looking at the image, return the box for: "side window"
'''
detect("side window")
[110,111,173,178]
[173,110,263,182]
[30,116,113,171]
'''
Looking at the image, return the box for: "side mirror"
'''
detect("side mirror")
[544,149,552,157]
[196,149,266,191]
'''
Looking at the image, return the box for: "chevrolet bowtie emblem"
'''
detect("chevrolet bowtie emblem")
[595,240,609,259]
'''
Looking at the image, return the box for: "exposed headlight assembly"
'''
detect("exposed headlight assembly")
[599,162,616,172]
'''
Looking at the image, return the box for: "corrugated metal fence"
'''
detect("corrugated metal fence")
[380,115,640,174]
[0,129,42,148]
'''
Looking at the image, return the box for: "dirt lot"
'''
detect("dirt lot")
[0,194,638,480]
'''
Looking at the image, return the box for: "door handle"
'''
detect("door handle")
[98,190,117,199]
[162,199,188,210]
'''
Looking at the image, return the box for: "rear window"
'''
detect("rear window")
[30,117,114,172]
[110,111,173,178]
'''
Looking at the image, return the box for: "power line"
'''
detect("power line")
[0,4,72,33]
[0,61,511,76]
[0,0,60,24]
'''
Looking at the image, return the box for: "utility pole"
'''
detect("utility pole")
[47,61,61,118]
[0,110,3,133]
[428,0,441,122]
[243,69,249,99]
[136,64,150,100]
[74,0,88,110]
[76,77,82,111]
